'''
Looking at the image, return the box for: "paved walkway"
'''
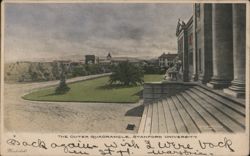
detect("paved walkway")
[3,73,141,133]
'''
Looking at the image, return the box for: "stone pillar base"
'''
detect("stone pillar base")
[199,74,211,84]
[223,80,245,98]
[206,77,231,89]
[223,88,245,98]
[192,74,198,81]
[207,82,229,89]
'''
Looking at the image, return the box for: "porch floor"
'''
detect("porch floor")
[138,86,245,133]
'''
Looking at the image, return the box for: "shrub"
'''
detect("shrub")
[55,64,70,94]
[143,65,162,74]
[55,80,70,94]
[72,66,87,77]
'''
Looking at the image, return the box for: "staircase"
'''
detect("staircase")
[138,83,245,133]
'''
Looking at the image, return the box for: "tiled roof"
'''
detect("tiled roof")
[159,53,178,59]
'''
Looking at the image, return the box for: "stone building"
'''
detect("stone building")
[107,53,112,60]
[97,53,112,65]
[139,3,246,134]
[85,55,96,64]
[176,3,246,98]
[158,52,178,68]
[176,17,194,81]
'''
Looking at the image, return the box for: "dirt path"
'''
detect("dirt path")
[3,74,142,133]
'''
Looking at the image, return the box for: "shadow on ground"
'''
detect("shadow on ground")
[132,90,143,98]
[125,104,144,117]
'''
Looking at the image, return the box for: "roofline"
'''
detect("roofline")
[186,15,193,27]
[158,53,178,58]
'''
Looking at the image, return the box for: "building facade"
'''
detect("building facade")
[85,55,96,64]
[176,3,246,98]
[176,17,194,81]
[158,52,178,68]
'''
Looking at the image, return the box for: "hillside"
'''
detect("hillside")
[4,62,56,83]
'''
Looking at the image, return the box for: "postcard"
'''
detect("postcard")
[1,0,249,155]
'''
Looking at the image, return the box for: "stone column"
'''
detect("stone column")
[183,29,189,82]
[198,4,213,84]
[224,4,246,98]
[207,4,233,89]
[192,4,198,81]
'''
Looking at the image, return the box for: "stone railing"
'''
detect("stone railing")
[143,81,195,104]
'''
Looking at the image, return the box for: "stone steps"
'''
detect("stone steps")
[138,85,245,133]
[194,86,245,115]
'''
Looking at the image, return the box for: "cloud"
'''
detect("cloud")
[4,3,192,62]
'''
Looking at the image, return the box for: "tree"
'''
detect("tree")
[72,65,87,77]
[85,64,102,75]
[109,61,144,86]
[143,64,162,74]
[51,63,60,80]
[55,63,70,94]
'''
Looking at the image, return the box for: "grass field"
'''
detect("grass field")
[23,74,163,103]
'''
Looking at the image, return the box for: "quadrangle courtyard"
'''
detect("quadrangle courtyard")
[4,74,162,133]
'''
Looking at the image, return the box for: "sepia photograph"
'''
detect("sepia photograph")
[1,0,249,155]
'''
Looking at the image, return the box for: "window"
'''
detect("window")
[178,37,184,53]
[189,52,193,65]
[196,4,200,18]
[198,49,202,72]
[189,33,193,46]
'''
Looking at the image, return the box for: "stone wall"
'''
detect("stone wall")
[143,81,194,104]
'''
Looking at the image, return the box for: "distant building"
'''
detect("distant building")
[97,53,142,65]
[70,61,82,67]
[54,60,71,67]
[98,53,112,65]
[85,53,144,72]
[158,52,178,68]
[143,59,158,66]
[53,60,72,72]
[85,55,96,64]
[111,57,141,66]
[53,60,82,72]
[107,53,112,60]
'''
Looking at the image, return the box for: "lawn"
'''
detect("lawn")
[23,74,163,103]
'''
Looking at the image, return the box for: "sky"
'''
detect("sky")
[4,3,193,62]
